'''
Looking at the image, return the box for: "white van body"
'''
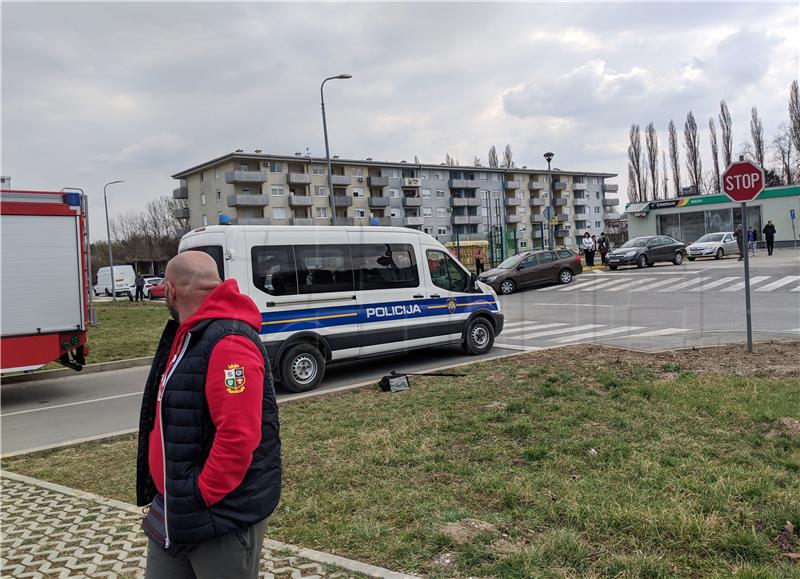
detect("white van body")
[94,265,136,297]
[178,225,504,392]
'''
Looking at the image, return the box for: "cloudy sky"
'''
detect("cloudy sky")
[2,1,798,238]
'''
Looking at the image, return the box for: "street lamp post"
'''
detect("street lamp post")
[320,74,352,227]
[544,152,555,250]
[103,180,124,301]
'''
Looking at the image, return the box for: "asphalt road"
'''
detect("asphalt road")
[2,248,798,455]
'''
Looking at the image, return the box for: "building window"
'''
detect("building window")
[519,207,526,215]
[271,186,285,196]
[214,170,220,180]
[479,173,487,180]
[595,206,601,213]
[216,190,221,202]
[355,208,366,218]
[202,214,208,226]
[390,209,400,218]
[595,192,600,199]
[269,162,283,173]
[352,187,364,198]
[314,186,327,197]
[311,165,325,175]
[200,172,204,183]
[389,188,400,198]
[201,193,207,206]
[480,190,487,199]
[595,221,602,229]
[436,207,446,218]
[315,207,328,218]
[420,171,428,180]
[592,177,599,184]
[490,174,499,182]
[352,167,363,177]
[520,240,528,249]
[421,189,431,198]
[423,207,432,217]
[435,190,445,198]
[273,207,287,219]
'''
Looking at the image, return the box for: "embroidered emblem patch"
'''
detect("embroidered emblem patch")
[447,299,458,313]
[224,363,246,394]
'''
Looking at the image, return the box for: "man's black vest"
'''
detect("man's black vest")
[136,318,281,546]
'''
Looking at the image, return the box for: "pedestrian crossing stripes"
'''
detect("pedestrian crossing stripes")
[495,322,694,349]
[533,274,800,293]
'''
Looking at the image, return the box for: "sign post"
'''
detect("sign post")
[791,208,797,248]
[721,158,765,353]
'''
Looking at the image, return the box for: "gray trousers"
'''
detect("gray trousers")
[145,519,267,579]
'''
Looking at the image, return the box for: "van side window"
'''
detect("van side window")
[294,245,355,294]
[187,246,225,280]
[251,245,298,296]
[426,250,468,293]
[351,244,419,290]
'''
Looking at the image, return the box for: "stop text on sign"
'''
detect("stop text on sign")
[724,172,761,190]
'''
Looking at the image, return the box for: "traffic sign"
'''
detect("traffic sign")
[721,160,765,203]
[550,217,559,225]
[791,209,796,220]
[543,206,554,220]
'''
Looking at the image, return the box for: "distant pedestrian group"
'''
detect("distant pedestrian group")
[735,221,777,260]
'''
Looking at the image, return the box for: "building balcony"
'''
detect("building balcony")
[333,196,353,207]
[505,214,523,224]
[403,177,422,188]
[603,183,619,193]
[529,197,546,207]
[225,171,268,184]
[405,216,425,226]
[370,217,392,226]
[573,181,587,190]
[368,196,390,208]
[532,214,546,223]
[289,195,314,207]
[573,197,589,205]
[504,180,522,190]
[557,213,570,222]
[555,198,569,206]
[450,197,482,207]
[555,228,570,237]
[532,230,544,238]
[402,197,423,207]
[312,218,331,226]
[554,181,567,191]
[603,198,620,206]
[287,173,312,185]
[172,186,188,199]
[604,212,622,220]
[173,207,190,219]
[450,179,480,189]
[331,175,351,186]
[232,217,272,226]
[529,181,545,190]
[335,217,355,226]
[504,198,522,207]
[452,215,482,225]
[368,176,389,187]
[227,194,269,207]
[290,218,313,226]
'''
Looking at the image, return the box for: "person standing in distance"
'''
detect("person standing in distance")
[134,273,146,302]
[581,232,594,267]
[734,225,745,261]
[762,221,776,256]
[137,251,281,579]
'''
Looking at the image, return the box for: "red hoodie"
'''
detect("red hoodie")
[149,279,265,507]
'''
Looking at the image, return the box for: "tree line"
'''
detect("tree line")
[627,80,800,203]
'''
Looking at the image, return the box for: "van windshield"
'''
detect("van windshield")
[186,246,225,280]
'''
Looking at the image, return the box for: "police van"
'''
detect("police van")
[178,226,504,392]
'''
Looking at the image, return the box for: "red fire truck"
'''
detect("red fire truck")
[1,189,94,373]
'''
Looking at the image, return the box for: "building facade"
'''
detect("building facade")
[172,152,619,255]
[625,185,800,245]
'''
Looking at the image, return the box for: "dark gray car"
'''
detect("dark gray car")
[606,235,686,270]
[479,248,583,295]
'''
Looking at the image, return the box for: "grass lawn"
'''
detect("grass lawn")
[86,301,168,364]
[6,343,800,577]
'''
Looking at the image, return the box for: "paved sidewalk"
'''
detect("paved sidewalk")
[1,470,414,579]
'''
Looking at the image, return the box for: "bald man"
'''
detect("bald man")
[136,251,281,578]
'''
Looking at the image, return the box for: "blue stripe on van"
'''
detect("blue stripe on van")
[260,295,498,334]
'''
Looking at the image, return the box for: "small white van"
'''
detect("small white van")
[94,265,136,298]
[178,226,504,392]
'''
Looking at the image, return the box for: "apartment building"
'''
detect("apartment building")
[172,151,620,253]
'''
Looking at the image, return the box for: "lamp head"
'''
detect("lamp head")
[338,74,352,79]
[543,152,554,163]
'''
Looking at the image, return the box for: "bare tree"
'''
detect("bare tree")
[628,124,645,202]
[708,118,721,193]
[444,153,455,166]
[645,123,659,201]
[750,106,765,167]
[719,100,733,167]
[414,155,420,164]
[473,155,481,167]
[683,111,702,195]
[661,151,669,199]
[488,145,499,168]
[627,162,639,203]
[790,81,800,166]
[502,144,514,168]
[668,120,681,197]
[772,122,794,185]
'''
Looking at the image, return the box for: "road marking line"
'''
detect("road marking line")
[720,275,770,292]
[551,326,646,343]
[606,279,658,292]
[537,281,595,292]
[621,327,691,339]
[578,278,633,291]
[503,320,539,328]
[755,276,800,292]
[0,392,142,417]
[554,279,613,292]
[630,278,680,292]
[688,276,740,292]
[501,323,569,336]
[517,323,604,340]
[658,278,705,291]
[525,302,615,308]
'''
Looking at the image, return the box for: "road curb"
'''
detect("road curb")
[0,469,420,579]
[1,356,154,385]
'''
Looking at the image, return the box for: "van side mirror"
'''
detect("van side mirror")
[470,272,478,290]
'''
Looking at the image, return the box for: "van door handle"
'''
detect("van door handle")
[430,294,441,298]
[413,294,425,299]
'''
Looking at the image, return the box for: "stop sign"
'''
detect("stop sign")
[722,160,765,202]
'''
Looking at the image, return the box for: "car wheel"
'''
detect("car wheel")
[280,343,325,393]
[609,265,618,270]
[673,252,684,265]
[499,279,516,295]
[105,288,111,297]
[637,255,648,269]
[462,317,495,355]
[715,248,723,260]
[149,292,155,300]
[127,292,133,301]
[558,268,573,284]
[687,256,695,261]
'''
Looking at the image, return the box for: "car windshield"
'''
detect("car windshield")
[621,238,649,248]
[696,234,725,243]
[145,277,161,283]
[497,254,523,269]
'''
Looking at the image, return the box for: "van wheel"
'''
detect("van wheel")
[462,317,495,355]
[105,288,111,296]
[280,343,325,393]
[499,279,516,295]
[558,269,573,284]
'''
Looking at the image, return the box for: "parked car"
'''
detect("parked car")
[140,277,162,298]
[94,265,135,298]
[479,248,582,295]
[149,279,166,299]
[686,232,738,261]
[607,236,685,270]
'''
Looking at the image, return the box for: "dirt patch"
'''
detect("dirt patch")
[441,519,498,543]
[766,417,800,440]
[491,538,526,556]
[430,551,456,573]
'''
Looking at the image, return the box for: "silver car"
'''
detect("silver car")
[686,232,739,260]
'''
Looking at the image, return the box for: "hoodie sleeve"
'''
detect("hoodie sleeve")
[198,335,264,507]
